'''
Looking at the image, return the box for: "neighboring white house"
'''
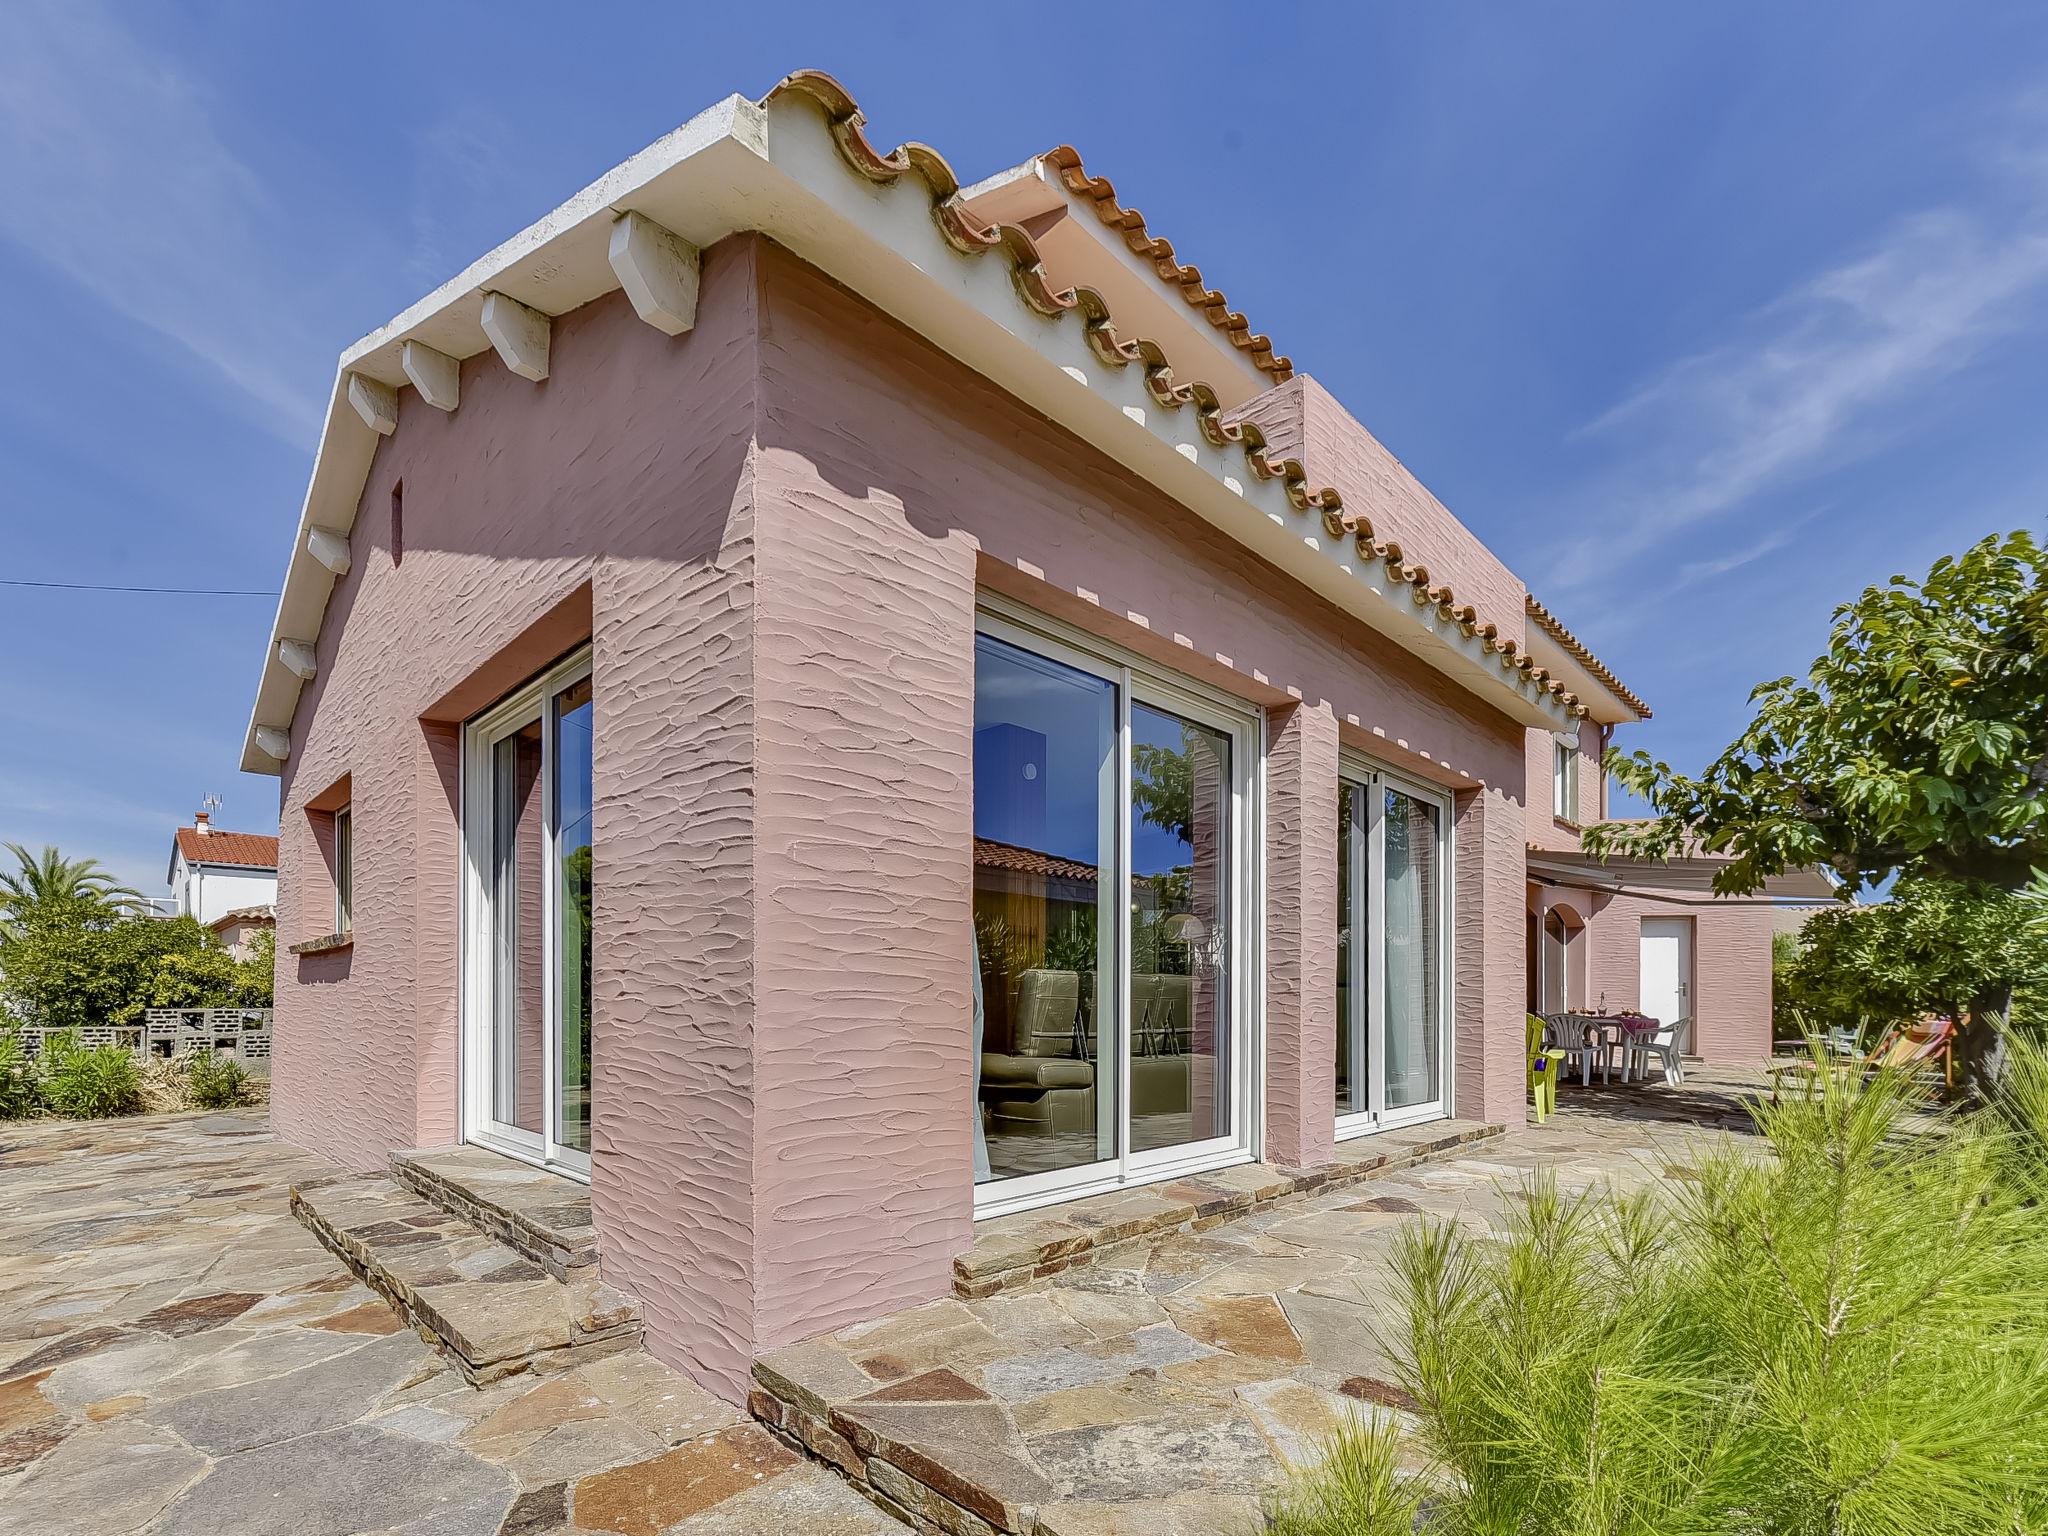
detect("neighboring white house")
[166,812,278,927]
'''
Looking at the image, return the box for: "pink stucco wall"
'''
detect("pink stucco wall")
[1230,377,1528,651]
[1264,700,1340,1169]
[1522,717,1774,1064]
[276,230,1545,1403]
[277,240,767,1394]
[751,240,1534,1129]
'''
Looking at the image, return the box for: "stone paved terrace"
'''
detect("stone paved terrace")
[754,1065,1777,1536]
[0,1069,1776,1535]
[0,1111,901,1535]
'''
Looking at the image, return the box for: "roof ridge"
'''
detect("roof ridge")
[1524,595,1651,719]
[763,70,1588,721]
[1038,144,1292,382]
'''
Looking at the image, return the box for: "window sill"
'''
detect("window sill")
[290,931,353,956]
[1552,817,1584,835]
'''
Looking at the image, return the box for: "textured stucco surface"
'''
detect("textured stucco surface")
[1230,376,1529,651]
[1523,722,1775,1066]
[749,242,1533,1142]
[276,240,767,1397]
[1262,701,1340,1167]
[1453,784,1535,1125]
[278,229,1546,1404]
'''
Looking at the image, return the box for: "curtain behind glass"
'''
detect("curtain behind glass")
[1382,788,1441,1110]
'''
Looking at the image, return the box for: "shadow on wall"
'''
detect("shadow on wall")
[296,949,354,986]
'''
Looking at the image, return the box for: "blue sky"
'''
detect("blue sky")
[3,2,2045,894]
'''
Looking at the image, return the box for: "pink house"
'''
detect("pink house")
[243,72,1815,1402]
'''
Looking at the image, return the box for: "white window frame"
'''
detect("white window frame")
[972,597,1265,1221]
[1334,752,1456,1143]
[459,644,594,1182]
[332,805,353,935]
[1553,731,1581,824]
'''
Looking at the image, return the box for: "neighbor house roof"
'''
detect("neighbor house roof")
[243,69,1587,773]
[208,904,277,932]
[974,837,1098,884]
[172,829,279,870]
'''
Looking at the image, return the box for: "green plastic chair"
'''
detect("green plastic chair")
[1526,1013,1567,1123]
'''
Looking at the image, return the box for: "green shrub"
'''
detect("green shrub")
[0,1030,37,1119]
[39,1042,143,1119]
[1267,1047,2048,1534]
[183,1049,248,1109]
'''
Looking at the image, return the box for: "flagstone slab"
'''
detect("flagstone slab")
[0,1418,207,1536]
[1027,1410,1276,1501]
[664,1461,909,1534]
[151,1424,516,1536]
[148,1331,428,1455]
[570,1423,799,1536]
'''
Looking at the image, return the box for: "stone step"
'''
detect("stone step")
[289,1173,640,1385]
[391,1144,597,1281]
[954,1118,1505,1298]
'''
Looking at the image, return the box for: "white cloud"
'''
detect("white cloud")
[1668,507,1826,591]
[0,1,328,443]
[1548,118,2048,593]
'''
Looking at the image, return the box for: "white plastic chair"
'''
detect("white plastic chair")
[1544,1014,1610,1088]
[1626,1017,1688,1086]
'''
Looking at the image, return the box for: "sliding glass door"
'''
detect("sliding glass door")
[1335,761,1451,1136]
[463,648,594,1177]
[972,606,1258,1218]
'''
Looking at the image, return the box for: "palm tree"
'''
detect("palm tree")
[0,843,146,936]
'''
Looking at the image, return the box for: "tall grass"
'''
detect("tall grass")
[1265,1044,2048,1534]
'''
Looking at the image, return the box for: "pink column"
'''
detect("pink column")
[413,722,462,1147]
[1263,700,1339,1168]
[1453,783,1529,1127]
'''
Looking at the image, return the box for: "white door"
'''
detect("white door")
[461,646,595,1179]
[1639,918,1693,1050]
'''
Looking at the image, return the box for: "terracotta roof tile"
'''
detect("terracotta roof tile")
[1525,596,1651,719]
[173,827,278,869]
[1039,145,1291,382]
[974,837,1098,883]
[762,71,1588,722]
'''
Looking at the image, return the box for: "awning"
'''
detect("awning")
[1528,848,1838,907]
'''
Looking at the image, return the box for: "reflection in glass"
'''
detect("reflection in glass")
[554,677,594,1154]
[1129,703,1232,1154]
[1383,788,1442,1110]
[491,720,545,1134]
[971,636,1117,1184]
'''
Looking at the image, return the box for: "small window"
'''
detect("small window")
[1552,735,1581,824]
[334,806,353,933]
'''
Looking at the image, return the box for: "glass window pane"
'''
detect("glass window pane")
[1382,788,1442,1110]
[491,720,545,1134]
[972,635,1117,1185]
[554,676,594,1155]
[1129,701,1232,1154]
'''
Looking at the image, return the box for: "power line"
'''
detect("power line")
[0,578,278,597]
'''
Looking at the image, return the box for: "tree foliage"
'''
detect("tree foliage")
[0,913,268,1031]
[1775,879,2048,1040]
[0,841,144,938]
[1587,532,2048,895]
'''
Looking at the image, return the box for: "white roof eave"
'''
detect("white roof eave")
[242,89,1568,774]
